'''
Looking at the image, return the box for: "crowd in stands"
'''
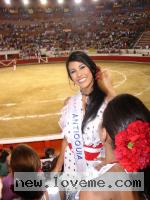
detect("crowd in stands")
[0,5,150,58]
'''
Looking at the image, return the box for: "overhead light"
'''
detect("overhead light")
[40,0,47,5]
[57,0,64,4]
[22,0,29,5]
[75,0,82,4]
[5,0,11,5]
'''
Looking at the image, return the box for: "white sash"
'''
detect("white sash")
[69,94,87,172]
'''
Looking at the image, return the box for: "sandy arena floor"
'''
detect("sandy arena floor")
[0,61,149,139]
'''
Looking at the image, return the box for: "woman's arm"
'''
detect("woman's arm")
[53,138,68,172]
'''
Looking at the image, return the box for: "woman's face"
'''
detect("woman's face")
[68,61,94,90]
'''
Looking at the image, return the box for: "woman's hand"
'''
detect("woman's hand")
[96,67,116,98]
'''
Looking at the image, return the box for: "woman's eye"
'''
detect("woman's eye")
[69,70,75,74]
[80,65,85,69]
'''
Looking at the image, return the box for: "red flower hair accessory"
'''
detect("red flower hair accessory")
[114,120,150,172]
[95,66,101,80]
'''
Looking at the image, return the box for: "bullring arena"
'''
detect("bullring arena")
[0,59,150,140]
[0,56,150,154]
[0,0,150,156]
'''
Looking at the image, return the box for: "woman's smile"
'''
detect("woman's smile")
[78,77,87,84]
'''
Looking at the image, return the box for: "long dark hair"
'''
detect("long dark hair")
[102,93,150,199]
[66,51,106,132]
[102,94,150,141]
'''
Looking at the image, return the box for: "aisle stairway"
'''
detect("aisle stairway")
[134,31,150,48]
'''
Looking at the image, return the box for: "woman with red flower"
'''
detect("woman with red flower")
[80,94,150,200]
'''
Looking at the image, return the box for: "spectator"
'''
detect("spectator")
[80,94,150,200]
[0,149,10,177]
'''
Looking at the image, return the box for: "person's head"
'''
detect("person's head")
[102,94,150,143]
[10,144,44,200]
[10,144,41,172]
[101,94,150,199]
[45,147,54,158]
[66,51,97,92]
[0,149,9,163]
[66,51,106,131]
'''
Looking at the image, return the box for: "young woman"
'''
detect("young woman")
[54,51,115,199]
[80,94,150,200]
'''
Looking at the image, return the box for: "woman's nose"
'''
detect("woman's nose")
[76,70,82,77]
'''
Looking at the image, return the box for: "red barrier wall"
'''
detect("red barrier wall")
[0,55,150,68]
[92,55,150,62]
[2,139,62,158]
[15,55,150,65]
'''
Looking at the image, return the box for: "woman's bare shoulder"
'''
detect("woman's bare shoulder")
[80,190,139,200]
[80,191,102,200]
